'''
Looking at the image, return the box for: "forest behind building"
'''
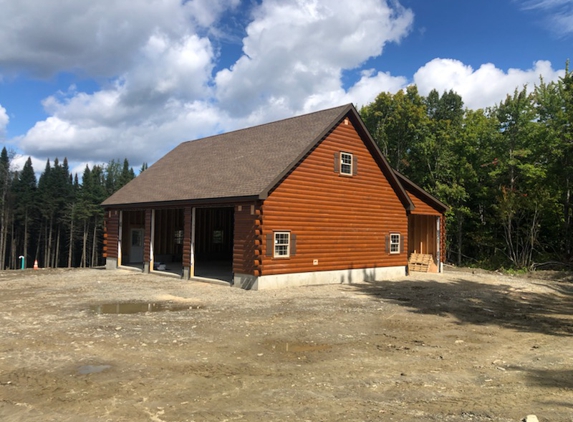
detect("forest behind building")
[1,63,572,271]
[0,155,141,269]
[361,63,572,270]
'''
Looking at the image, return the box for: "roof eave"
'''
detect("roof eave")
[348,107,416,212]
[102,195,260,210]
[393,171,449,213]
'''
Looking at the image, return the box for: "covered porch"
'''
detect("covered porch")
[106,205,235,283]
[407,214,444,273]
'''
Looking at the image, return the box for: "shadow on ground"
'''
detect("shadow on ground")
[510,368,573,390]
[350,275,573,337]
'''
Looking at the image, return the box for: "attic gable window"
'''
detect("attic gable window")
[340,152,353,175]
[334,152,357,176]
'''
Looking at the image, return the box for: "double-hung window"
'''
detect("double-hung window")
[274,232,290,258]
[389,233,401,254]
[340,152,353,175]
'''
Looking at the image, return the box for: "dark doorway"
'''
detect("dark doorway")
[194,207,234,281]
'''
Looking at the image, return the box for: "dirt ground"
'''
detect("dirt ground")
[1,267,572,422]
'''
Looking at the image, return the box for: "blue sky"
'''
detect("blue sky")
[0,0,570,175]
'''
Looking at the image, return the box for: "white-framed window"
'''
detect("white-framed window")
[389,233,401,254]
[340,152,353,175]
[274,231,290,258]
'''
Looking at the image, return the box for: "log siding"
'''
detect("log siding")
[407,189,443,216]
[105,210,119,259]
[183,207,192,268]
[143,209,152,264]
[233,202,262,276]
[261,119,408,276]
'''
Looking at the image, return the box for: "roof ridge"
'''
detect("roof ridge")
[180,103,352,145]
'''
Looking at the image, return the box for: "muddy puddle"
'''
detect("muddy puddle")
[77,365,112,375]
[90,302,201,314]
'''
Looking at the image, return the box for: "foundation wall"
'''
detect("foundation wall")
[233,266,406,290]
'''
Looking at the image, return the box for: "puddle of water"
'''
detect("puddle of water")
[78,365,111,375]
[90,302,199,314]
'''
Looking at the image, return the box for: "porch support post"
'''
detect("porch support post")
[182,207,195,280]
[105,209,120,270]
[118,211,123,266]
[143,209,155,273]
[150,209,155,272]
[191,207,196,278]
[437,216,442,273]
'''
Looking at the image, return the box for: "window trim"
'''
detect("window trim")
[273,231,291,258]
[389,233,401,254]
[340,152,353,175]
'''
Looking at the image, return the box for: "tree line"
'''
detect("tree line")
[360,63,572,270]
[2,63,571,271]
[0,154,141,269]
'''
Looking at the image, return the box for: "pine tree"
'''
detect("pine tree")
[0,147,12,269]
[12,157,37,268]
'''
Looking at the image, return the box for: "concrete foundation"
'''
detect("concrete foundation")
[233,266,407,290]
[106,258,118,270]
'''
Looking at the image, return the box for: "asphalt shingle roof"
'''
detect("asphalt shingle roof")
[102,104,352,206]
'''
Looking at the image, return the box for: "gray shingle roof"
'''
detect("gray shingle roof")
[102,104,352,206]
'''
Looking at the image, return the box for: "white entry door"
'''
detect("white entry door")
[130,229,144,263]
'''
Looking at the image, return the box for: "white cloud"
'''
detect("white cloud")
[0,104,8,139]
[214,0,414,117]
[413,58,564,109]
[298,69,408,113]
[13,0,415,168]
[18,28,219,165]
[7,0,566,175]
[0,0,234,78]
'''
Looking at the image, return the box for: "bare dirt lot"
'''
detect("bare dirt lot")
[1,267,572,422]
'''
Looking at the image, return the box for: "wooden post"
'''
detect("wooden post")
[150,209,155,272]
[190,207,196,278]
[118,211,123,266]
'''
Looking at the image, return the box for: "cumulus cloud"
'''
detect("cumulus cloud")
[0,104,8,139]
[413,58,564,110]
[215,0,413,116]
[13,0,415,167]
[17,26,220,165]
[0,0,238,78]
[5,0,567,173]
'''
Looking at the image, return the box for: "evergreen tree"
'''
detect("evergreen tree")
[0,147,12,269]
[119,158,135,188]
[12,157,37,268]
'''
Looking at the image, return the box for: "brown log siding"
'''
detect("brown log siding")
[261,119,408,276]
[233,202,261,276]
[105,210,119,259]
[440,215,446,263]
[409,215,438,256]
[183,207,192,267]
[407,188,443,216]
[144,209,152,263]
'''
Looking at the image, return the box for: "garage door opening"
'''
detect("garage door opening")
[193,207,234,282]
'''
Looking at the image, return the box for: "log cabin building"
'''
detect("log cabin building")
[102,104,447,289]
